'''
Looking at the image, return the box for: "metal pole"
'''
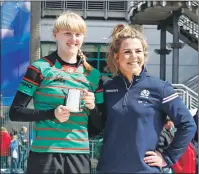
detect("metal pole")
[160,26,166,81]
[198,2,199,111]
[97,45,101,70]
[29,1,41,145]
[28,1,41,109]
[172,12,179,83]
[154,24,171,81]
[30,2,41,64]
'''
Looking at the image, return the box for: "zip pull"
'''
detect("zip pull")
[122,78,132,108]
[122,77,133,91]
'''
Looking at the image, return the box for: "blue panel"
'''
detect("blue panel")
[1,1,30,105]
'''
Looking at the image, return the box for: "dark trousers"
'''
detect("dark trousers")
[0,156,9,168]
[26,151,91,174]
[11,158,18,171]
[18,149,27,170]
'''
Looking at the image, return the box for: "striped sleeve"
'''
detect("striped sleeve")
[162,93,179,104]
[162,83,178,104]
[94,76,104,104]
[160,81,196,167]
[18,65,43,97]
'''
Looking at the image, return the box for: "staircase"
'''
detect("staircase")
[173,84,198,109]
[167,14,198,50]
[128,1,198,50]
[183,74,198,92]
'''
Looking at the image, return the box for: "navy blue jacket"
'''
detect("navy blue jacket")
[98,69,196,173]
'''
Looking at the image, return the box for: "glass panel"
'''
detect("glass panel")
[81,45,98,53]
[100,45,109,52]
[82,45,98,59]
[84,52,98,59]
[87,59,98,69]
[100,52,107,59]
[40,42,56,57]
[99,60,108,73]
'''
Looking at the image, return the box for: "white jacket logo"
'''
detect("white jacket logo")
[140,89,150,98]
[105,89,118,93]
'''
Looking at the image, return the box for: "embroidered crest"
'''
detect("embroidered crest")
[140,89,150,98]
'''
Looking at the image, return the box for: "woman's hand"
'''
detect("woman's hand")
[144,151,167,168]
[54,105,70,122]
[82,90,95,110]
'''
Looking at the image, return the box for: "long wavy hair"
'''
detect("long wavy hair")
[107,24,148,76]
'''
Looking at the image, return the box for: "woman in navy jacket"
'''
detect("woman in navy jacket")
[95,24,197,173]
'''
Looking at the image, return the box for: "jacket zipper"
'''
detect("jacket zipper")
[122,77,133,107]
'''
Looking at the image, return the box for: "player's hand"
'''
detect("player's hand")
[144,151,167,168]
[82,90,95,110]
[54,105,70,122]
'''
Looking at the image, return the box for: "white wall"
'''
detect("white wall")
[40,19,128,43]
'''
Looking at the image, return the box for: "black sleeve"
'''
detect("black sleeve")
[9,91,56,122]
[89,103,106,129]
[88,76,110,137]
[193,110,198,141]
[88,103,106,138]
[194,110,198,130]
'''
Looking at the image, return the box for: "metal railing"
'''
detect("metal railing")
[127,1,145,20]
[183,74,198,92]
[172,84,198,109]
[178,14,198,38]
[186,1,199,8]
[128,1,198,13]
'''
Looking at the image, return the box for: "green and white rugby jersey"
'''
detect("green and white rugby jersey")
[18,51,104,154]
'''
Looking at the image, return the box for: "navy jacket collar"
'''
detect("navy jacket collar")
[117,66,147,89]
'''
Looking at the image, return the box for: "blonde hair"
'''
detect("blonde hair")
[53,11,86,35]
[53,11,92,72]
[12,135,18,139]
[107,24,148,76]
[21,126,27,132]
[1,127,7,132]
[78,50,93,72]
